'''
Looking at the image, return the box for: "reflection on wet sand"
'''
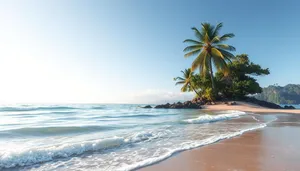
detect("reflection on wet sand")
[140,114,300,171]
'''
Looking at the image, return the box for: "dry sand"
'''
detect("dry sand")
[139,103,300,171]
[203,101,300,114]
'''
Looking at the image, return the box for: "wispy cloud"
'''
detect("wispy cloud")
[125,89,194,104]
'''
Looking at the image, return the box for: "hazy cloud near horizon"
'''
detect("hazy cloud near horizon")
[125,89,194,104]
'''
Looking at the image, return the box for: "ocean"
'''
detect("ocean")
[0,104,274,171]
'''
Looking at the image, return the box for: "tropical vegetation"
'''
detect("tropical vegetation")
[175,23,270,101]
[183,22,236,95]
[173,68,200,96]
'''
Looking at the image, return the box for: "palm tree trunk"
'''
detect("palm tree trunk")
[209,58,216,94]
[190,83,201,97]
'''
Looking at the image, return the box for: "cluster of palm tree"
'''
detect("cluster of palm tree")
[175,22,236,98]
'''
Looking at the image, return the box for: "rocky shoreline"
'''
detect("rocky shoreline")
[141,97,296,109]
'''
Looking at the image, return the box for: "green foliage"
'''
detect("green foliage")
[190,74,211,96]
[215,54,269,99]
[174,69,201,96]
[175,54,270,101]
[203,88,214,101]
[256,84,300,104]
[183,22,235,93]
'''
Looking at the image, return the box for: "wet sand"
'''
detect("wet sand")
[139,114,300,171]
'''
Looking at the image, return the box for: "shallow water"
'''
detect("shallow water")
[0,104,271,170]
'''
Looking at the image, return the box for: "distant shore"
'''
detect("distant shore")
[203,101,300,114]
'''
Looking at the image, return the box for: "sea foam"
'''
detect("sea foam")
[121,123,266,171]
[0,130,170,169]
[0,121,265,170]
[183,110,246,124]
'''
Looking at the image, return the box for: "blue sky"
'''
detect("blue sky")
[0,0,299,103]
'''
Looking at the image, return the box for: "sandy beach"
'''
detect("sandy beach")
[139,103,300,171]
[203,101,300,114]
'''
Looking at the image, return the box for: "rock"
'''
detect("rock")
[170,103,176,108]
[205,102,212,105]
[245,97,283,109]
[284,105,296,109]
[228,101,237,105]
[154,101,201,109]
[142,105,152,108]
[190,103,202,109]
[154,105,163,108]
[183,101,191,105]
[155,103,170,108]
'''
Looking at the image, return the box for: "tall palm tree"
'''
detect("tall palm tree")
[183,22,235,94]
[174,68,201,96]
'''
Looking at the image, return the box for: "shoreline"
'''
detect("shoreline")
[203,101,300,114]
[139,103,300,171]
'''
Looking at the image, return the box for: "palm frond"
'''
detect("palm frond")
[200,54,211,77]
[183,45,203,52]
[216,48,235,59]
[211,48,224,59]
[216,44,236,51]
[185,70,192,79]
[211,36,220,44]
[203,32,210,43]
[175,81,186,85]
[183,39,203,45]
[181,83,189,92]
[184,49,201,58]
[201,23,215,41]
[182,69,190,78]
[191,27,204,41]
[174,76,184,81]
[212,22,223,38]
[212,57,229,75]
[192,50,207,71]
[219,33,235,42]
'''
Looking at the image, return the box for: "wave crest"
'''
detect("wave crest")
[0,130,170,169]
[1,126,115,136]
[183,110,246,124]
[0,106,78,112]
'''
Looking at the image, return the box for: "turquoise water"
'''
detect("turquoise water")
[0,104,269,170]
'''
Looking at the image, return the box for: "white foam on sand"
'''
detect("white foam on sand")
[120,123,266,171]
[183,110,246,124]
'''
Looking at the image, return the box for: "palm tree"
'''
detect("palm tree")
[174,68,201,96]
[183,22,235,94]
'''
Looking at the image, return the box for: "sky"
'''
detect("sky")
[0,0,299,104]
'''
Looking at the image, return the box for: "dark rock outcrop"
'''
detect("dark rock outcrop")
[283,105,296,109]
[155,101,201,109]
[228,101,237,105]
[191,97,209,105]
[142,105,152,108]
[154,97,294,110]
[155,103,170,109]
[245,97,283,109]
